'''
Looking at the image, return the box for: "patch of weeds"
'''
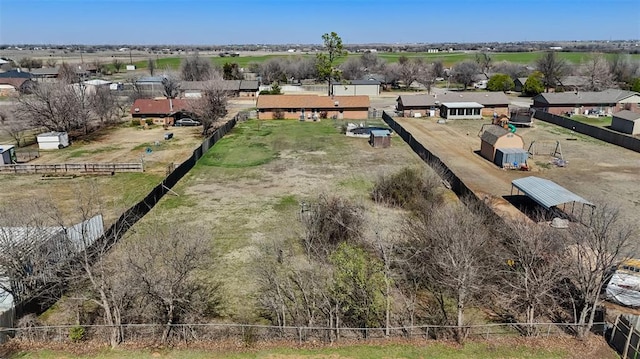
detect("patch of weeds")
[535,161,552,169]
[273,195,298,211]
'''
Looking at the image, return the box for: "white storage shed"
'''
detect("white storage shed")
[37,132,69,150]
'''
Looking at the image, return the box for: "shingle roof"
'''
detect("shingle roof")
[0,69,32,78]
[613,110,640,122]
[239,80,259,91]
[512,176,593,210]
[533,89,639,105]
[0,77,29,88]
[257,95,370,109]
[130,98,191,115]
[480,125,509,146]
[398,91,510,108]
[397,94,436,107]
[30,67,59,76]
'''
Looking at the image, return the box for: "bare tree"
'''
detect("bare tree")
[147,58,156,76]
[16,82,89,133]
[566,203,636,338]
[432,61,445,78]
[581,54,614,91]
[91,59,104,75]
[536,51,568,92]
[493,60,529,80]
[112,59,123,73]
[58,62,79,84]
[397,56,423,89]
[45,58,58,68]
[90,86,119,124]
[180,53,213,81]
[404,201,493,342]
[451,61,480,90]
[500,220,567,336]
[2,120,29,148]
[300,194,364,261]
[416,63,436,94]
[161,72,181,99]
[339,57,365,80]
[360,52,384,72]
[475,52,492,78]
[609,53,640,85]
[189,73,228,135]
[122,223,215,343]
[260,58,287,85]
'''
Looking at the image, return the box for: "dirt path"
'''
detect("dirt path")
[394,116,640,224]
[395,118,529,220]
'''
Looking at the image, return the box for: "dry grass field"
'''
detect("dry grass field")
[114,119,433,321]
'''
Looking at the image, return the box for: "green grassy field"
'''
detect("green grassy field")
[129,51,640,71]
[8,342,576,359]
[568,115,612,127]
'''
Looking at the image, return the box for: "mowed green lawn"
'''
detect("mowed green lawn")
[8,342,578,359]
[131,51,640,70]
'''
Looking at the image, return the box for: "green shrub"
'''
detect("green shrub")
[372,167,441,211]
[131,119,140,127]
[145,118,154,126]
[69,326,85,342]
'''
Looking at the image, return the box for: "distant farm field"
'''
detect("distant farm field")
[132,51,640,70]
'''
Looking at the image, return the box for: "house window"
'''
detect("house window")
[474,108,481,116]
[466,108,473,115]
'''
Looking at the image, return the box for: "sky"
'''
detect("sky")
[0,0,639,45]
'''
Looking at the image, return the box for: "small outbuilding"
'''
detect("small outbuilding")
[480,126,524,163]
[37,132,69,150]
[440,102,483,120]
[494,148,528,168]
[0,145,16,164]
[369,130,391,148]
[611,110,640,135]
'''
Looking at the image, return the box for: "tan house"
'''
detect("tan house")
[396,92,510,118]
[480,125,525,162]
[257,95,370,120]
[532,90,640,115]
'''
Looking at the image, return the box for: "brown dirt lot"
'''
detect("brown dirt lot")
[27,124,204,173]
[394,117,640,224]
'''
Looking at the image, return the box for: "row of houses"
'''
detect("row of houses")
[130,94,372,124]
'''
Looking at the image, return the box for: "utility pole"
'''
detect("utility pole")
[129,48,133,64]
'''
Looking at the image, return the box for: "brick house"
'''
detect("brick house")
[130,98,192,126]
[531,89,640,116]
[257,95,370,120]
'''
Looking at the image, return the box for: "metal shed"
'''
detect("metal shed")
[0,145,16,164]
[494,148,528,168]
[511,176,594,221]
[369,130,391,148]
